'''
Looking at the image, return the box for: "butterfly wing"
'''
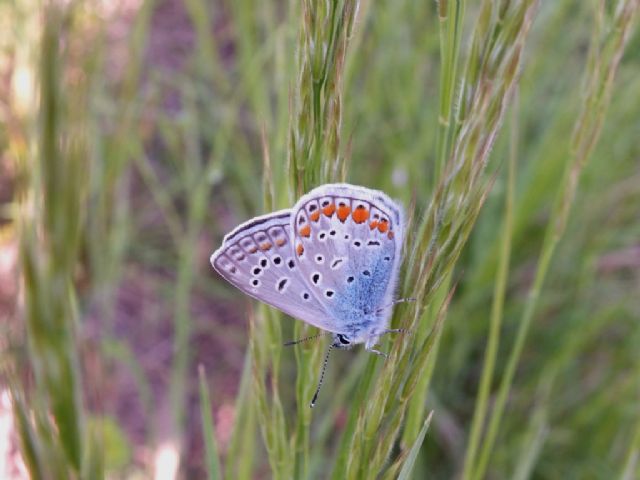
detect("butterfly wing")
[290,183,404,332]
[210,210,339,332]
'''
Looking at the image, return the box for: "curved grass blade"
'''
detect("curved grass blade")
[198,365,223,480]
[397,411,434,480]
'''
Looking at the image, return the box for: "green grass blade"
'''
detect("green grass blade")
[620,411,640,480]
[198,365,223,480]
[11,390,46,480]
[225,351,257,480]
[461,89,519,480]
[397,411,434,480]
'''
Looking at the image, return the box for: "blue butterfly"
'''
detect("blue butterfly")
[211,184,407,405]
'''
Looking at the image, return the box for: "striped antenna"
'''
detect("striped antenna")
[283,331,329,347]
[310,343,334,408]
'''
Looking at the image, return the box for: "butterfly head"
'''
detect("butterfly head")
[331,333,354,349]
[332,326,385,351]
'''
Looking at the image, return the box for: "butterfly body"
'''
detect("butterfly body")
[211,183,404,351]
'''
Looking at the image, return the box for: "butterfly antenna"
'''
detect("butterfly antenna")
[283,332,329,347]
[310,343,334,408]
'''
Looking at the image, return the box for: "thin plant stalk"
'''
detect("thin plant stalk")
[198,365,223,480]
[403,0,467,444]
[472,2,639,478]
[461,89,519,480]
[435,0,467,183]
[224,351,257,480]
[511,378,552,480]
[168,89,219,451]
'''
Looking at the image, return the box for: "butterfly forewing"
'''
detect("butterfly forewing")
[210,210,338,332]
[291,184,404,326]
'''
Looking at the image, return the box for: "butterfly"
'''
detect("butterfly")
[210,183,407,406]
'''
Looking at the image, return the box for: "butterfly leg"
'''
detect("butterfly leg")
[375,297,417,314]
[368,348,388,359]
[364,328,410,356]
[381,328,410,335]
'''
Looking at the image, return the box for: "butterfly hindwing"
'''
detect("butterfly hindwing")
[210,210,342,332]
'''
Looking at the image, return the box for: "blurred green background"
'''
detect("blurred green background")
[1,0,639,478]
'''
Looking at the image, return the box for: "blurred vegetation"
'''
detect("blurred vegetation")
[1,0,639,478]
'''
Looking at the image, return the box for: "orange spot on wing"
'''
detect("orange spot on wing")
[322,204,336,217]
[275,238,286,247]
[310,211,320,222]
[248,246,258,254]
[377,219,389,233]
[296,243,304,256]
[337,204,351,222]
[299,224,311,238]
[352,205,369,224]
[369,220,378,230]
[260,242,272,251]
